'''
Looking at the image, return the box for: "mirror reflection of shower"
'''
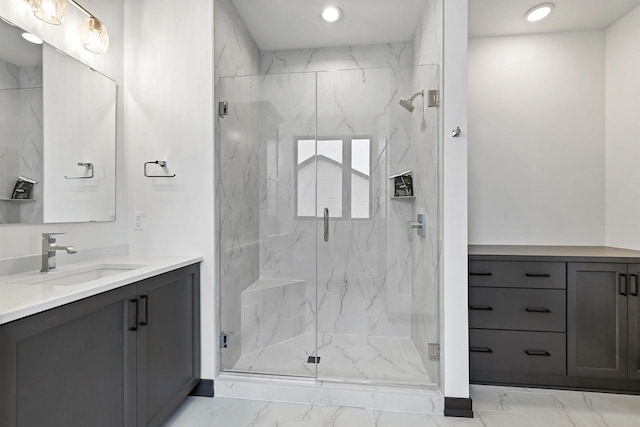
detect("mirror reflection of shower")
[399,89,424,112]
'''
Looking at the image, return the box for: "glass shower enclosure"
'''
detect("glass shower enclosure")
[217,65,439,385]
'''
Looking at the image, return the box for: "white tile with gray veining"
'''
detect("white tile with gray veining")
[162,385,640,427]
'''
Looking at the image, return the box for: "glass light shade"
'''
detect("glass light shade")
[31,0,66,25]
[80,17,109,54]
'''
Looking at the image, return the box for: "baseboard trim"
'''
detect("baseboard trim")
[189,379,214,397]
[444,396,473,418]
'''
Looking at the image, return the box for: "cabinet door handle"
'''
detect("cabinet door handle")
[470,272,492,276]
[525,350,551,357]
[128,299,138,331]
[470,347,493,353]
[139,295,148,326]
[619,273,628,296]
[525,273,551,278]
[630,274,639,297]
[525,307,551,313]
[469,305,493,311]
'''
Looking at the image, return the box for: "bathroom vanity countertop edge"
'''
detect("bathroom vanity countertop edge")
[469,245,640,262]
[0,254,203,325]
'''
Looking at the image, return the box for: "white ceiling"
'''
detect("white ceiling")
[469,0,640,37]
[231,0,428,51]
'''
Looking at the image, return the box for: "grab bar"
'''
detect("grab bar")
[65,162,94,179]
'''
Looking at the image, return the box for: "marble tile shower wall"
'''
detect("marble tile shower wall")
[215,0,261,369]
[0,59,43,224]
[259,46,419,338]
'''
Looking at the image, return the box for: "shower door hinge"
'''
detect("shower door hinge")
[218,101,229,118]
[220,332,229,349]
[428,90,440,108]
[428,343,440,361]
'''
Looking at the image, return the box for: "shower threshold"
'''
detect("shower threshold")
[231,332,433,385]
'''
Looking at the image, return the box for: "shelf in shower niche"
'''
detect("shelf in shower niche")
[0,198,36,202]
[391,196,416,200]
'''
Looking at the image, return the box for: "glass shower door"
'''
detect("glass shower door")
[218,72,318,377]
[314,65,440,385]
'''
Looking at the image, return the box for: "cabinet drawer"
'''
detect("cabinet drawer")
[470,329,566,375]
[469,288,566,332]
[469,261,566,289]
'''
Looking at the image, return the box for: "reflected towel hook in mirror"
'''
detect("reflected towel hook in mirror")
[144,160,176,178]
[64,162,94,179]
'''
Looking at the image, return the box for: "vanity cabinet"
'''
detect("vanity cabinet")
[0,263,200,427]
[469,247,640,392]
[568,262,640,381]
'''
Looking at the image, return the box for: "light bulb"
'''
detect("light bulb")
[80,17,109,54]
[31,0,66,25]
[525,3,554,22]
[322,6,342,23]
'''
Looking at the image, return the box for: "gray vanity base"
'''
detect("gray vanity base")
[0,263,201,427]
[469,246,640,394]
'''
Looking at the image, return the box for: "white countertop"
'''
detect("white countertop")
[469,245,640,259]
[0,254,202,325]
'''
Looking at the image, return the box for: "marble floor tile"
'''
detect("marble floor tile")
[508,391,599,427]
[552,389,640,427]
[469,384,520,412]
[230,332,432,384]
[474,410,535,427]
[162,386,640,427]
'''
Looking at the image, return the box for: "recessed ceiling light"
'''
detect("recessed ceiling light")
[21,32,43,44]
[322,6,342,23]
[525,3,554,22]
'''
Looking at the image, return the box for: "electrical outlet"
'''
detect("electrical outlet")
[133,212,144,230]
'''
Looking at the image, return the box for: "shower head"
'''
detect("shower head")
[399,90,425,112]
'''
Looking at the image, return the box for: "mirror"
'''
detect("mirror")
[0,17,116,224]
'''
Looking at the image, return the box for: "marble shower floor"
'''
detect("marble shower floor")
[230,332,433,384]
[161,385,640,427]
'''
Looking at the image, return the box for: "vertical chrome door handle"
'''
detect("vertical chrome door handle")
[324,208,329,242]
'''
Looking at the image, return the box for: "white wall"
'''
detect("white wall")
[0,0,127,259]
[442,0,469,399]
[605,5,640,250]
[468,31,606,246]
[124,0,215,377]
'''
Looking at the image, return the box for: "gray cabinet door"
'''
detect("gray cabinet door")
[568,263,628,379]
[628,264,640,380]
[136,265,201,427]
[0,285,138,427]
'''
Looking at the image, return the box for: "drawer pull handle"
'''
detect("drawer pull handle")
[525,273,551,278]
[525,307,551,313]
[470,347,493,353]
[470,272,492,276]
[525,350,551,357]
[469,305,493,311]
[619,273,628,296]
[630,274,638,297]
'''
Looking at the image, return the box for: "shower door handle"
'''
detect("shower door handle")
[324,208,329,242]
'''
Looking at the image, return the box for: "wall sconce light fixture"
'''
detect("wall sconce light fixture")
[25,0,109,54]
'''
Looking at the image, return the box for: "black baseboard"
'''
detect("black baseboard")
[444,397,473,418]
[189,379,214,397]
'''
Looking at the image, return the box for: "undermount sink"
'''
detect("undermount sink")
[12,264,147,287]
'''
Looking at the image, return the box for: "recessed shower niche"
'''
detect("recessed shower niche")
[217,63,440,385]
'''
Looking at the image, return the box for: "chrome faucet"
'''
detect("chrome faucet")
[41,233,77,272]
